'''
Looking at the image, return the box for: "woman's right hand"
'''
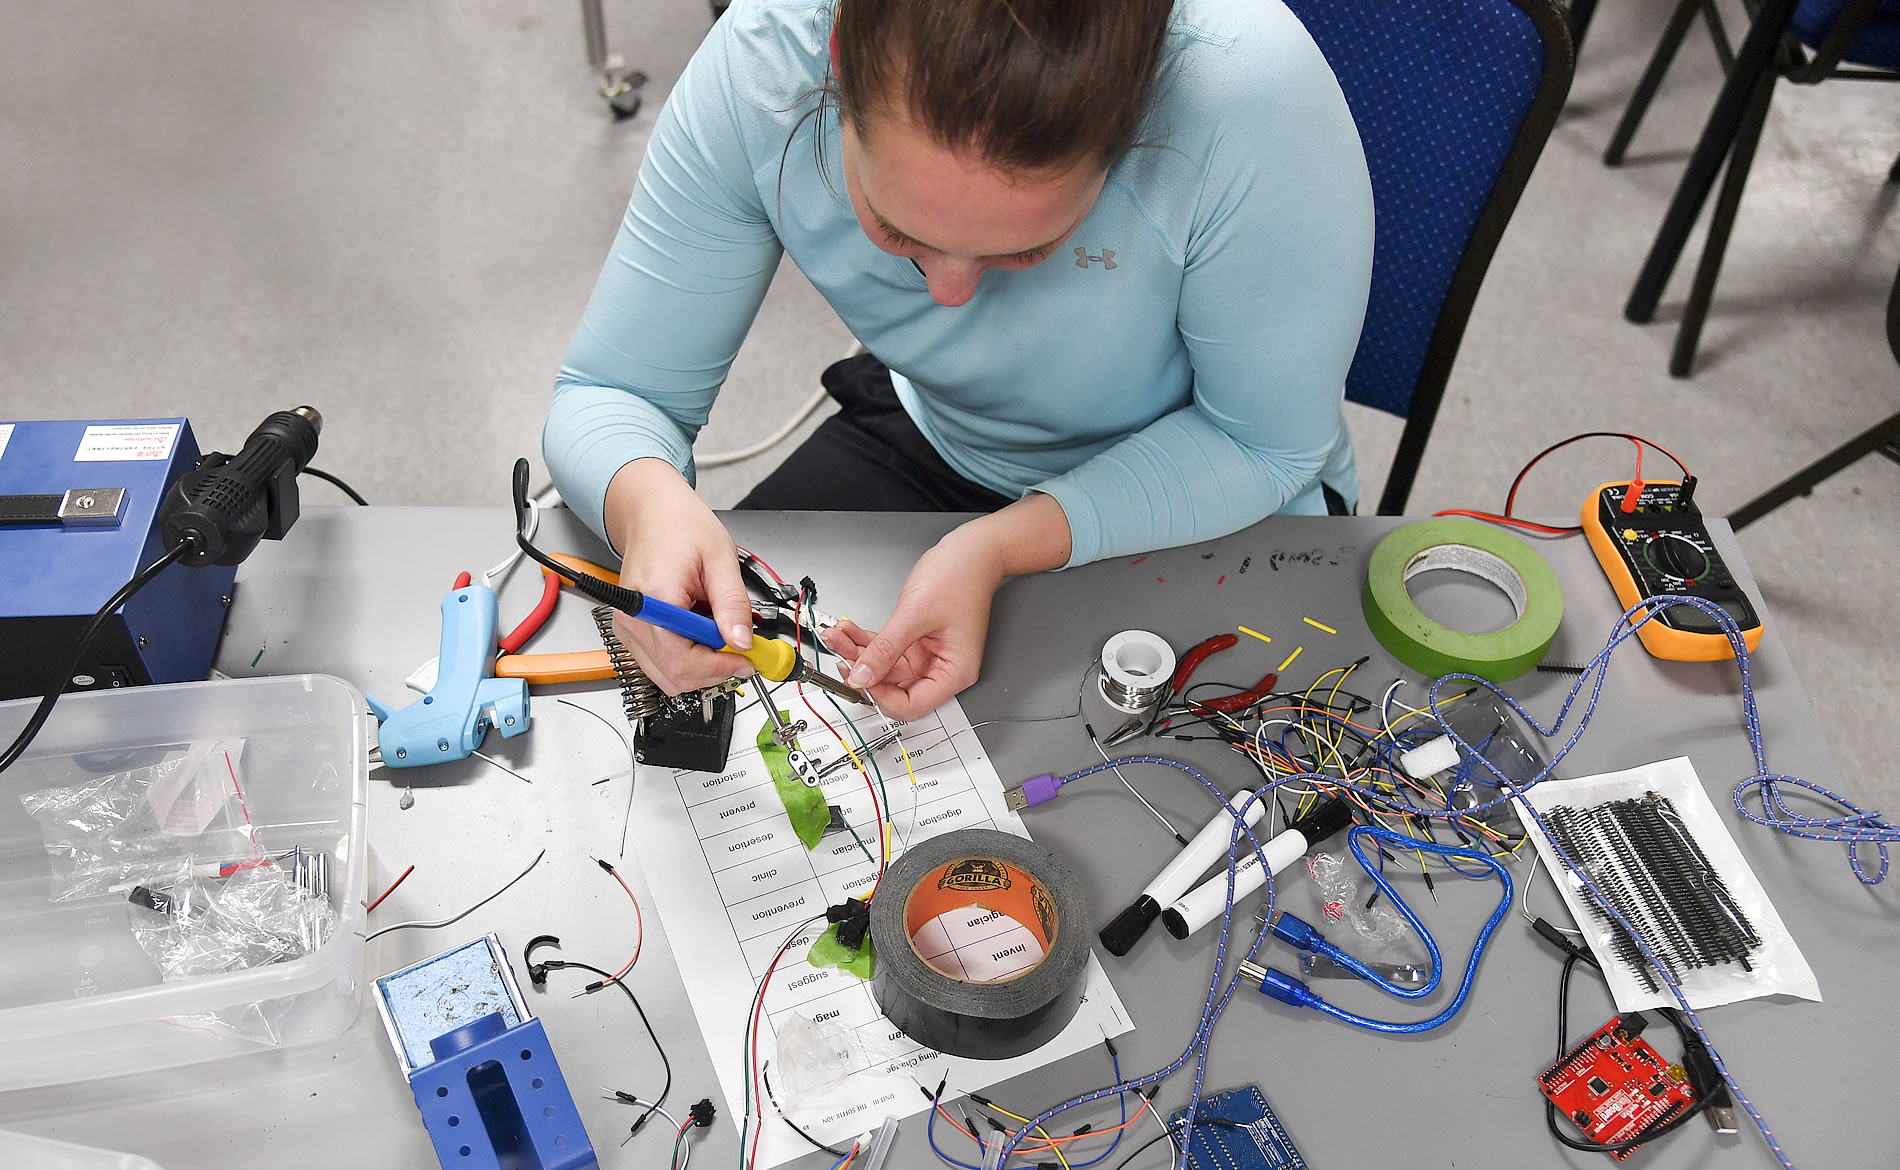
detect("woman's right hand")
[602,458,756,694]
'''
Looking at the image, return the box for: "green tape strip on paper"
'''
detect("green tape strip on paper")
[807,923,876,980]
[758,717,830,850]
[1361,518,1564,683]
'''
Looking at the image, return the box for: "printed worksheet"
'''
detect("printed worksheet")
[628,690,1131,1168]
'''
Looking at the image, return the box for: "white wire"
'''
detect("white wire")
[1520,849,1584,935]
[482,490,549,589]
[613,1096,687,1162]
[363,849,546,941]
[695,386,832,468]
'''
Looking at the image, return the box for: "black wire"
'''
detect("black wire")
[1544,952,1710,1153]
[761,1062,847,1157]
[1106,1119,1244,1170]
[301,466,368,505]
[541,960,671,1135]
[1108,1127,1178,1170]
[0,540,193,774]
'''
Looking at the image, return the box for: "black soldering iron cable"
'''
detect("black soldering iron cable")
[0,539,194,774]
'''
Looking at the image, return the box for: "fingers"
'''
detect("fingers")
[820,620,871,663]
[611,610,749,695]
[843,618,924,691]
[868,673,959,722]
[701,548,756,654]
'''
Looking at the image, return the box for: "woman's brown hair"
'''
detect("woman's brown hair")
[830,0,1175,173]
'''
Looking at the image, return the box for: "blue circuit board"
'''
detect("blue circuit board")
[1169,1086,1306,1170]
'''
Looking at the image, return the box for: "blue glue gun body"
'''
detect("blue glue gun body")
[368,584,529,767]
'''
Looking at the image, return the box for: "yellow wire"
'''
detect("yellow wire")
[1378,688,1476,741]
[980,1102,1072,1170]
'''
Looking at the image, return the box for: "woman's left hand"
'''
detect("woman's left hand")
[820,529,1006,722]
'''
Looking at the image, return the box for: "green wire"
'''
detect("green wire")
[805,595,892,818]
[671,1128,687,1170]
[843,821,876,867]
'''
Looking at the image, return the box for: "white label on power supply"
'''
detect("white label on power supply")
[74,423,179,462]
[0,424,13,462]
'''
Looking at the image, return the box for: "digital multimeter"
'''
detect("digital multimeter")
[1581,480,1764,661]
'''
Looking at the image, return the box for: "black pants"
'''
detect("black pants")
[737,355,1352,516]
[736,355,1014,512]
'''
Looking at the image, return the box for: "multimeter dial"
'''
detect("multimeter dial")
[1592,483,1757,638]
[1641,532,1714,583]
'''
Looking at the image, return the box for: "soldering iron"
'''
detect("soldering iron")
[0,406,328,773]
[504,457,868,706]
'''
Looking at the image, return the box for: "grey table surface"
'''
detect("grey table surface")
[2,506,1892,1170]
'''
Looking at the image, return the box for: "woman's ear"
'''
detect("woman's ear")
[830,26,840,75]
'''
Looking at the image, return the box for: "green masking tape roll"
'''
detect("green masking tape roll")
[1361,518,1564,683]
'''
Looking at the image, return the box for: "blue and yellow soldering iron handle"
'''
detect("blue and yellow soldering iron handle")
[507,459,864,702]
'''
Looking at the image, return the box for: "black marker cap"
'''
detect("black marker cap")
[1098,895,1161,956]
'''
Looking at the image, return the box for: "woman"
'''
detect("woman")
[545,0,1372,721]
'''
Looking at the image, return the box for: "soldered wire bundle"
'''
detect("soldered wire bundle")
[982,595,1814,1170]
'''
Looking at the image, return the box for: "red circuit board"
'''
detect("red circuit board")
[1538,1015,1695,1161]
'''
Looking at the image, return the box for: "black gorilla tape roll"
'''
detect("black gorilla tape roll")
[869,828,1092,1061]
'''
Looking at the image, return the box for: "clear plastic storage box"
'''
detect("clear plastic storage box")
[0,675,368,1089]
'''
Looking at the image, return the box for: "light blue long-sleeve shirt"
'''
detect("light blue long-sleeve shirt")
[546,0,1373,567]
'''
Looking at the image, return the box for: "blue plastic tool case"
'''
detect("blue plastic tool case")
[374,935,598,1170]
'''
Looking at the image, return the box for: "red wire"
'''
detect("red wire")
[1431,509,1581,536]
[594,859,645,984]
[747,924,812,1170]
[1502,432,1687,517]
[798,676,886,882]
[452,571,472,590]
[735,544,787,586]
[791,585,887,885]
[1444,432,1692,536]
[364,864,415,913]
[498,567,562,655]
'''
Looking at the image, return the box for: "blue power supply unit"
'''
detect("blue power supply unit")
[0,418,236,701]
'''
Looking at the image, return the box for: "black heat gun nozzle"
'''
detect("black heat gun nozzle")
[160,406,322,566]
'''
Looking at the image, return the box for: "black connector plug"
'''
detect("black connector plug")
[827,897,871,950]
[690,1098,716,1128]
[1677,1035,1737,1133]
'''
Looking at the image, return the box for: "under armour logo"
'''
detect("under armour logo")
[1074,247,1116,270]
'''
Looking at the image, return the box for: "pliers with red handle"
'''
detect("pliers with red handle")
[1103,632,1278,747]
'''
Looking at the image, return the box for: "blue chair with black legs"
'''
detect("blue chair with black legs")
[1624,0,1900,377]
[1279,0,1575,513]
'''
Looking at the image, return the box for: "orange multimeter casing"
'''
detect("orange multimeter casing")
[1581,480,1764,662]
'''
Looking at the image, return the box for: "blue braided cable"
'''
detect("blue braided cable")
[1002,596,1835,1168]
[995,762,1288,1169]
[1268,824,1512,1032]
[1413,594,1800,1169]
[1057,1045,1131,1169]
